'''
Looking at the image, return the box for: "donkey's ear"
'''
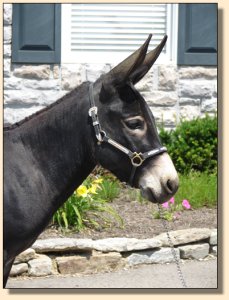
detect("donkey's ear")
[130,35,167,84]
[106,34,152,85]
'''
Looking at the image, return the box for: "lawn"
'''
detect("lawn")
[175,171,217,209]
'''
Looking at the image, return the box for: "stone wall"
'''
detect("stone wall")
[10,228,217,278]
[4,4,217,128]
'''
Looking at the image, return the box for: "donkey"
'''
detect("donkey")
[3,34,179,287]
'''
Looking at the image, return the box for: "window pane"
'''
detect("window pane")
[61,3,176,63]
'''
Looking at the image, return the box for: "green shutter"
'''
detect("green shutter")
[178,4,217,66]
[12,4,61,64]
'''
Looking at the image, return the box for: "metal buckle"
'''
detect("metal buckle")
[131,152,144,167]
[88,106,98,117]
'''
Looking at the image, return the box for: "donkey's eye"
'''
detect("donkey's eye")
[124,119,144,130]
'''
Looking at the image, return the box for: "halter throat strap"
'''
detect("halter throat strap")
[88,83,167,186]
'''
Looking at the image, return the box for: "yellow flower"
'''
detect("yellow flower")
[88,184,98,194]
[76,185,88,197]
[93,178,103,184]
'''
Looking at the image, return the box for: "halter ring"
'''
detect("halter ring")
[131,152,144,167]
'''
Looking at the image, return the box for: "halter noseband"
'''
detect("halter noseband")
[88,83,167,186]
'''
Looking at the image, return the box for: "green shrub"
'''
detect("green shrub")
[159,115,217,174]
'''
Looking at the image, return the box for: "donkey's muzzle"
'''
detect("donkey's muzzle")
[138,152,179,204]
[140,176,179,204]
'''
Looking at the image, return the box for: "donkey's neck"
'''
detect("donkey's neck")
[16,82,97,209]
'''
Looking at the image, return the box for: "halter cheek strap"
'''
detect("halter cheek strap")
[88,83,167,186]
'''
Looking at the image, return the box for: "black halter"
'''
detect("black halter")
[88,83,167,186]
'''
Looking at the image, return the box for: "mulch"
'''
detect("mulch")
[39,191,217,240]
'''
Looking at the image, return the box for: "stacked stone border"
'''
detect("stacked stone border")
[10,228,217,278]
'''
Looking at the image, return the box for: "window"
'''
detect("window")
[61,3,178,64]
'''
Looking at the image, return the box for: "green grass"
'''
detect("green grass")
[174,171,217,209]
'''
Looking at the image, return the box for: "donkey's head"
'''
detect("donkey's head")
[91,34,178,204]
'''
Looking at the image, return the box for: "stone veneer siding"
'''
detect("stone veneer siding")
[4,4,217,129]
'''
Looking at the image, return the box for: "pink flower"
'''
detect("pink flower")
[182,199,191,209]
[169,197,175,204]
[162,201,169,209]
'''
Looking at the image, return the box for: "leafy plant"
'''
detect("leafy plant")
[96,178,120,202]
[153,197,191,222]
[159,115,217,174]
[53,176,123,231]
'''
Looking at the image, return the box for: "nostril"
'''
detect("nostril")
[166,179,179,194]
[166,179,173,193]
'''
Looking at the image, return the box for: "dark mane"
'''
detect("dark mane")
[4,81,90,131]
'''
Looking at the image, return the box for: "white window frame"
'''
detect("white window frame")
[61,3,178,64]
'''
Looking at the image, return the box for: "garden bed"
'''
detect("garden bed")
[39,192,217,240]
[40,115,217,240]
